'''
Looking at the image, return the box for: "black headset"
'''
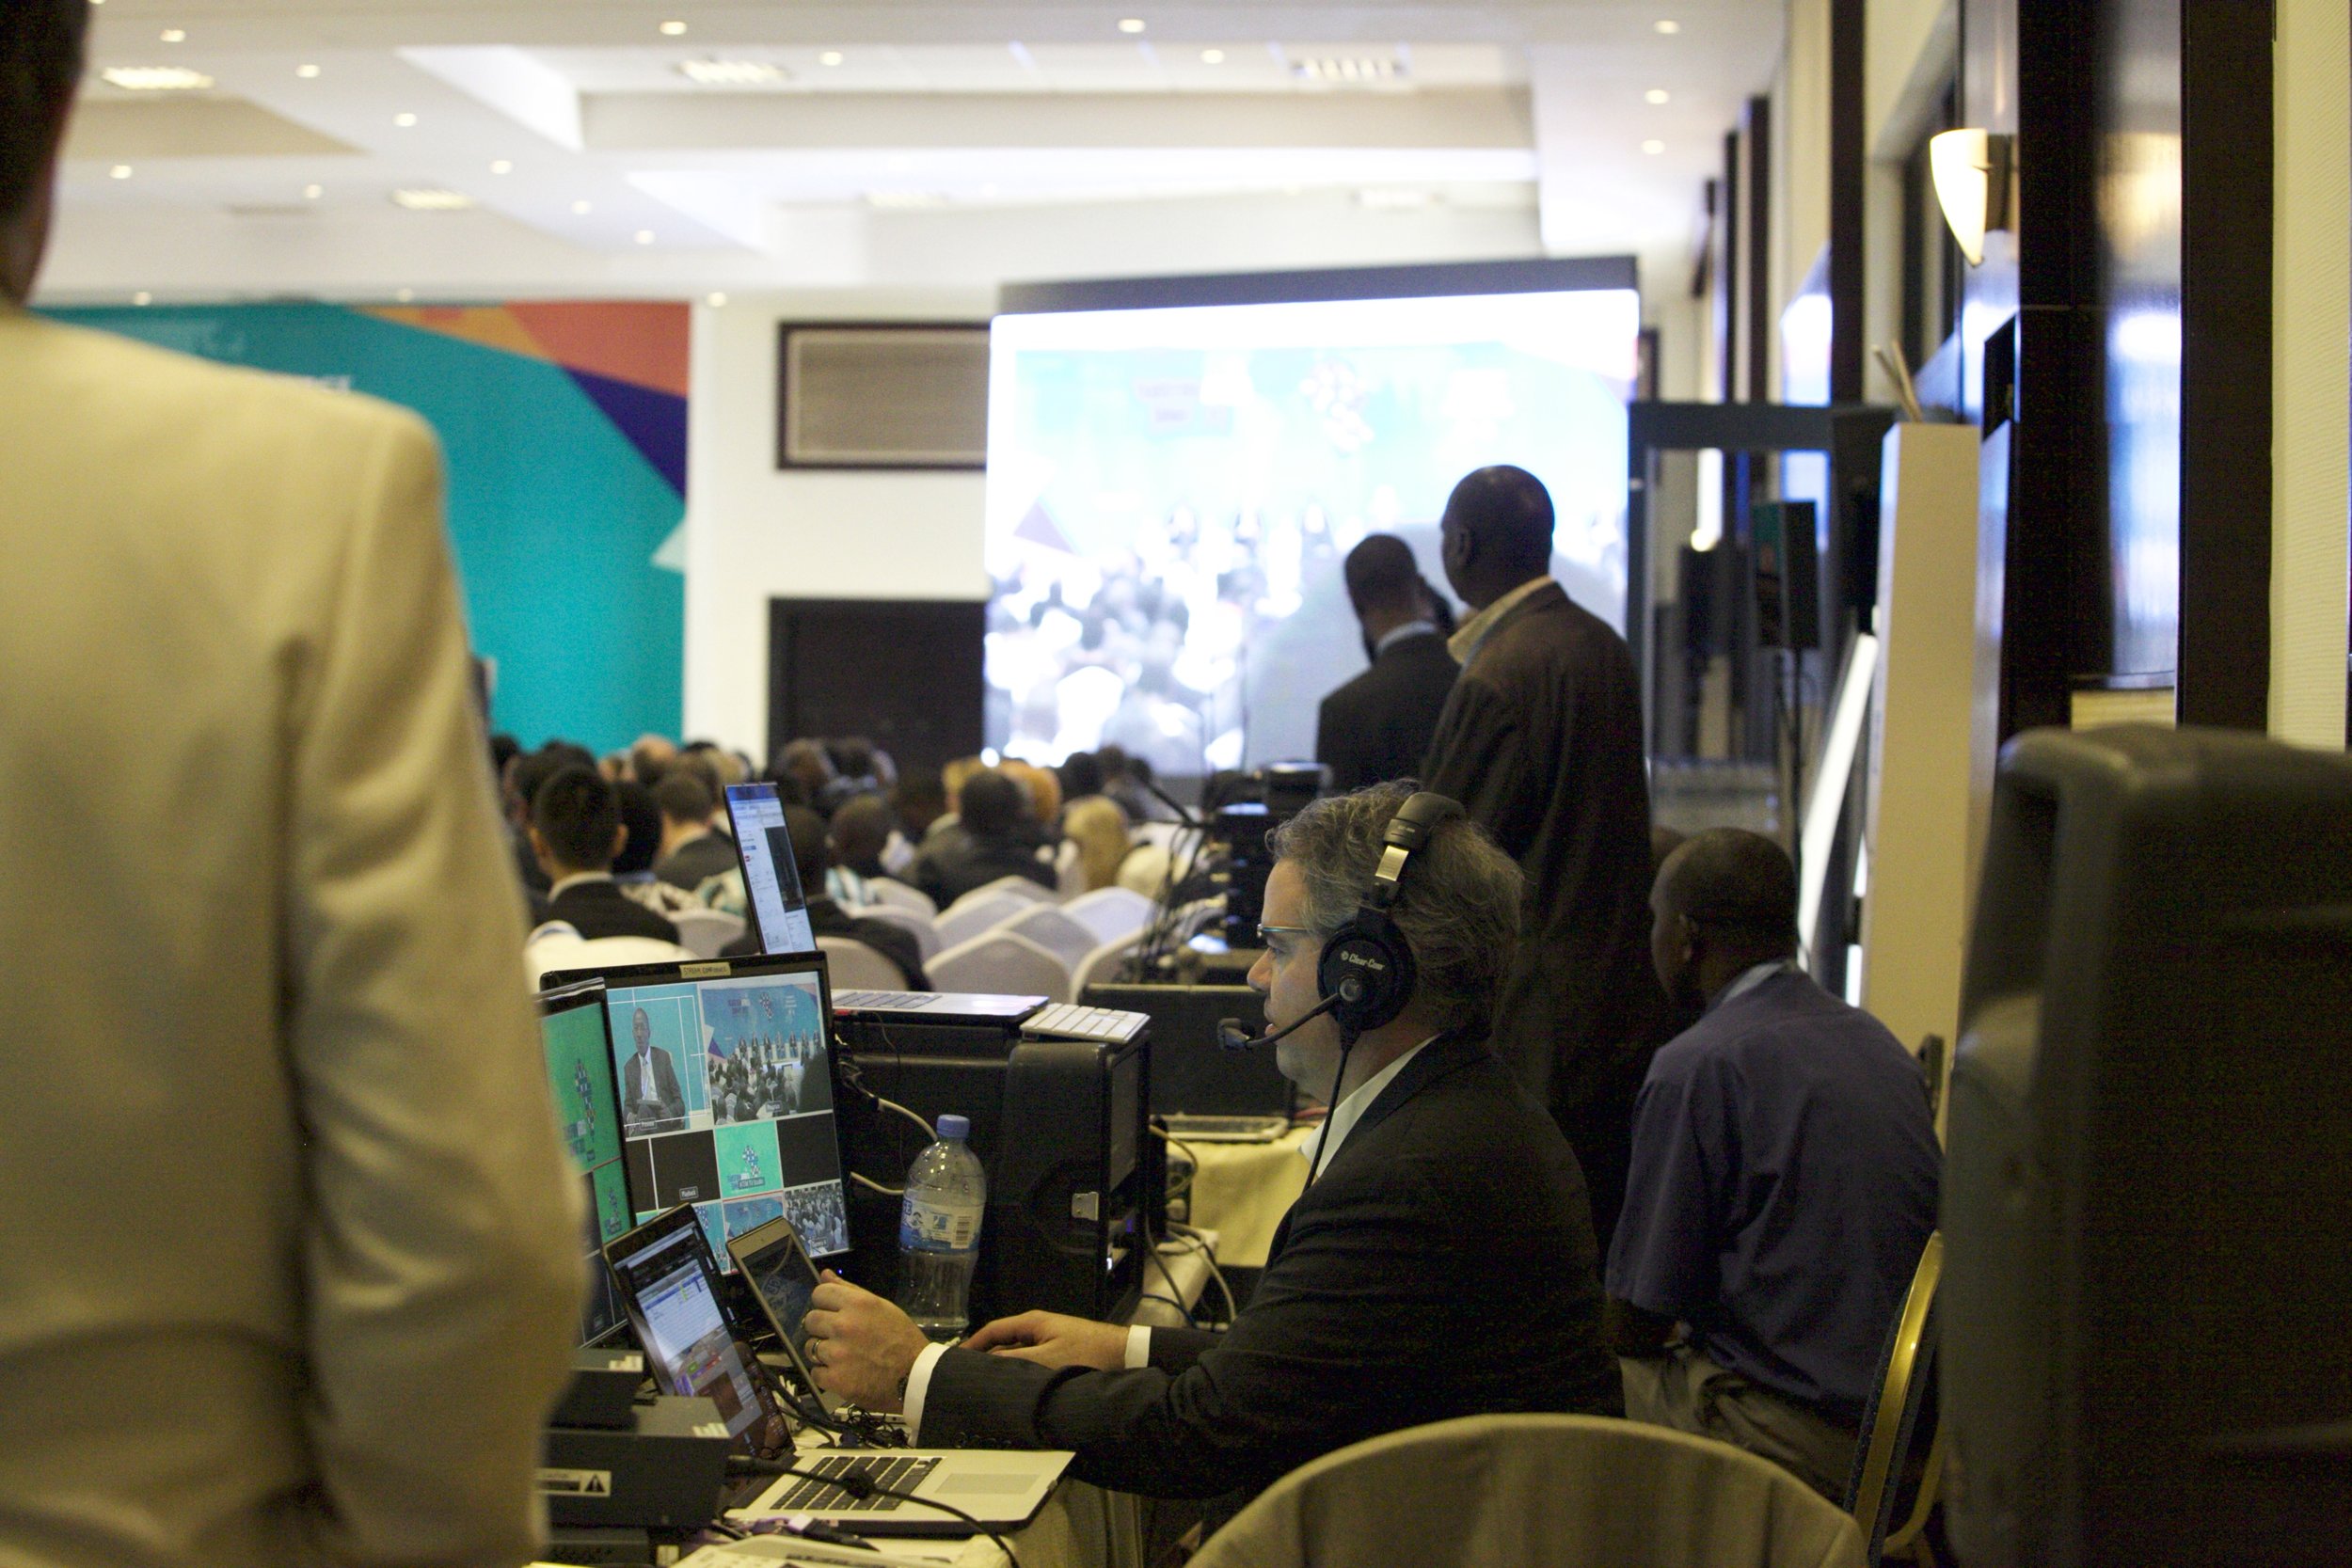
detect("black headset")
[1217,789,1466,1048]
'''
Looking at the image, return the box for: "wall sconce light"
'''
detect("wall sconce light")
[1929,129,2015,266]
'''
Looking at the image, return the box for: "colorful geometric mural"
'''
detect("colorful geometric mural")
[44,300,687,755]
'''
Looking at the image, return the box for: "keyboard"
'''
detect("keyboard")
[1022,1002,1151,1046]
[766,1454,941,1513]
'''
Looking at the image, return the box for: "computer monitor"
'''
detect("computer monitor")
[539,952,850,1272]
[536,979,635,1346]
[602,1204,790,1457]
[723,783,816,955]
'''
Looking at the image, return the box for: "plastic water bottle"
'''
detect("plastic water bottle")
[896,1114,987,1341]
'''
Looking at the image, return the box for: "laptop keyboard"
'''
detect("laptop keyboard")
[834,990,937,1010]
[771,1454,941,1512]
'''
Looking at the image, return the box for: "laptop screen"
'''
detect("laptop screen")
[724,783,817,956]
[604,1208,786,1455]
[537,980,634,1347]
[598,954,850,1266]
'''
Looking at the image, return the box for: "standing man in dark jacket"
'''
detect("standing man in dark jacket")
[800,784,1619,1532]
[1419,465,1664,1255]
[1315,534,1461,793]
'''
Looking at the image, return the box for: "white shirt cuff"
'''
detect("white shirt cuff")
[1124,1324,1152,1369]
[899,1341,950,1442]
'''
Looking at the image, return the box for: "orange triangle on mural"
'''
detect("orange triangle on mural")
[360,305,551,362]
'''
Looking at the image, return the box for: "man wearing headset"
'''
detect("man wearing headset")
[804,783,1620,1529]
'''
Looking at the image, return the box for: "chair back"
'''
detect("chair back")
[1190,1413,1865,1568]
[934,890,1036,950]
[1062,886,1155,945]
[956,873,1057,909]
[1055,837,1088,899]
[1115,841,1173,898]
[999,904,1099,970]
[524,927,695,989]
[815,936,906,991]
[849,901,943,960]
[670,906,746,959]
[927,929,1072,1005]
[1072,934,1142,995]
[862,878,937,918]
[1842,1231,1944,1564]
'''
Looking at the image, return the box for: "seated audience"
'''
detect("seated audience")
[1057,749,1104,804]
[723,807,930,989]
[652,771,738,891]
[628,732,677,786]
[504,741,596,908]
[1063,795,1133,893]
[532,767,682,942]
[805,784,1620,1530]
[612,779,701,918]
[1607,829,1941,1499]
[1000,757,1063,845]
[912,768,1058,906]
[772,738,836,810]
[891,771,949,856]
[830,794,897,884]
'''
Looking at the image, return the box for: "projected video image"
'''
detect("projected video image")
[986,289,1640,773]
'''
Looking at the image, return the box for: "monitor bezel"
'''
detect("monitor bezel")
[535,976,636,1349]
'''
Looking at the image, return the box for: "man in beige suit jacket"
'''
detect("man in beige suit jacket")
[0,7,583,1566]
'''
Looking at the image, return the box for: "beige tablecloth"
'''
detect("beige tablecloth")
[1179,1126,1313,1268]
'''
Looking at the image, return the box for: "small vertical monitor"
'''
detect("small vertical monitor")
[540,952,851,1273]
[536,979,635,1346]
[723,783,818,955]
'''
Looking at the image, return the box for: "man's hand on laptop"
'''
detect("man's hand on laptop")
[804,1272,930,1414]
[961,1310,1129,1370]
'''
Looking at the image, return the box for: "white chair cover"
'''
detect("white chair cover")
[999,904,1099,970]
[926,929,1072,1005]
[848,901,943,960]
[815,936,907,990]
[670,906,745,960]
[1062,886,1155,945]
[524,927,695,990]
[934,890,1038,951]
[954,873,1057,908]
[1072,934,1142,997]
[862,878,936,918]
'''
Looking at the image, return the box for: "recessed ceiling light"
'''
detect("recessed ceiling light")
[295,63,321,79]
[707,292,729,308]
[818,51,844,67]
[1293,55,1403,83]
[1645,87,1671,104]
[1200,48,1225,64]
[391,188,472,211]
[109,164,133,180]
[635,230,656,245]
[489,159,514,174]
[1642,138,1667,154]
[158,28,186,43]
[1117,18,1146,34]
[393,112,418,128]
[660,20,688,37]
[303,183,324,199]
[1655,19,1682,34]
[102,66,214,91]
[133,291,153,306]
[677,59,789,87]
[572,199,594,214]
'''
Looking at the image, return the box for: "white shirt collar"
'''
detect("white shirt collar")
[1373,620,1439,657]
[548,870,615,899]
[1304,1033,1442,1180]
[1708,958,1799,1015]
[1445,576,1552,664]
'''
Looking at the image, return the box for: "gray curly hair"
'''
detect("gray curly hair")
[1268,781,1523,1032]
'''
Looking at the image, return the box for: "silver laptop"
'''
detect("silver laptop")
[728,1447,1073,1537]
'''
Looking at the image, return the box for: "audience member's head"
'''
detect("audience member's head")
[629,734,677,786]
[1057,751,1105,802]
[1063,795,1132,893]
[1269,783,1523,1034]
[1343,534,1424,625]
[508,741,596,828]
[612,780,663,877]
[1649,828,1801,1010]
[0,0,86,305]
[1001,758,1061,826]
[653,770,716,835]
[773,739,835,802]
[894,771,948,838]
[783,804,833,887]
[830,794,894,879]
[1439,464,1555,610]
[942,756,986,814]
[488,732,522,784]
[957,768,1026,841]
[530,766,626,878]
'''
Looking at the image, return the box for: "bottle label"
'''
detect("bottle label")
[899,1194,984,1254]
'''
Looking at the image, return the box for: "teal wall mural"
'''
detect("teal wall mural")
[44,300,688,756]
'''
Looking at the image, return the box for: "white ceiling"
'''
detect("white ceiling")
[39,2,1786,306]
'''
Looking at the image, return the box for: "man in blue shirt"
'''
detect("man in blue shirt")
[1607,829,1941,1498]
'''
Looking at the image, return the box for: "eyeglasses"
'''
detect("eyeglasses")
[1256,924,1313,946]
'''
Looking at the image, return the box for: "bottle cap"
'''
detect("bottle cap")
[937,1114,971,1141]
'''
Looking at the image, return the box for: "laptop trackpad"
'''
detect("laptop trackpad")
[935,1470,1041,1497]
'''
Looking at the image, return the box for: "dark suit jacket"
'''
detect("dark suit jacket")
[654,830,739,894]
[546,879,683,944]
[622,1047,685,1122]
[1418,581,1667,1256]
[912,829,1057,908]
[920,1032,1620,1528]
[1314,629,1461,793]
